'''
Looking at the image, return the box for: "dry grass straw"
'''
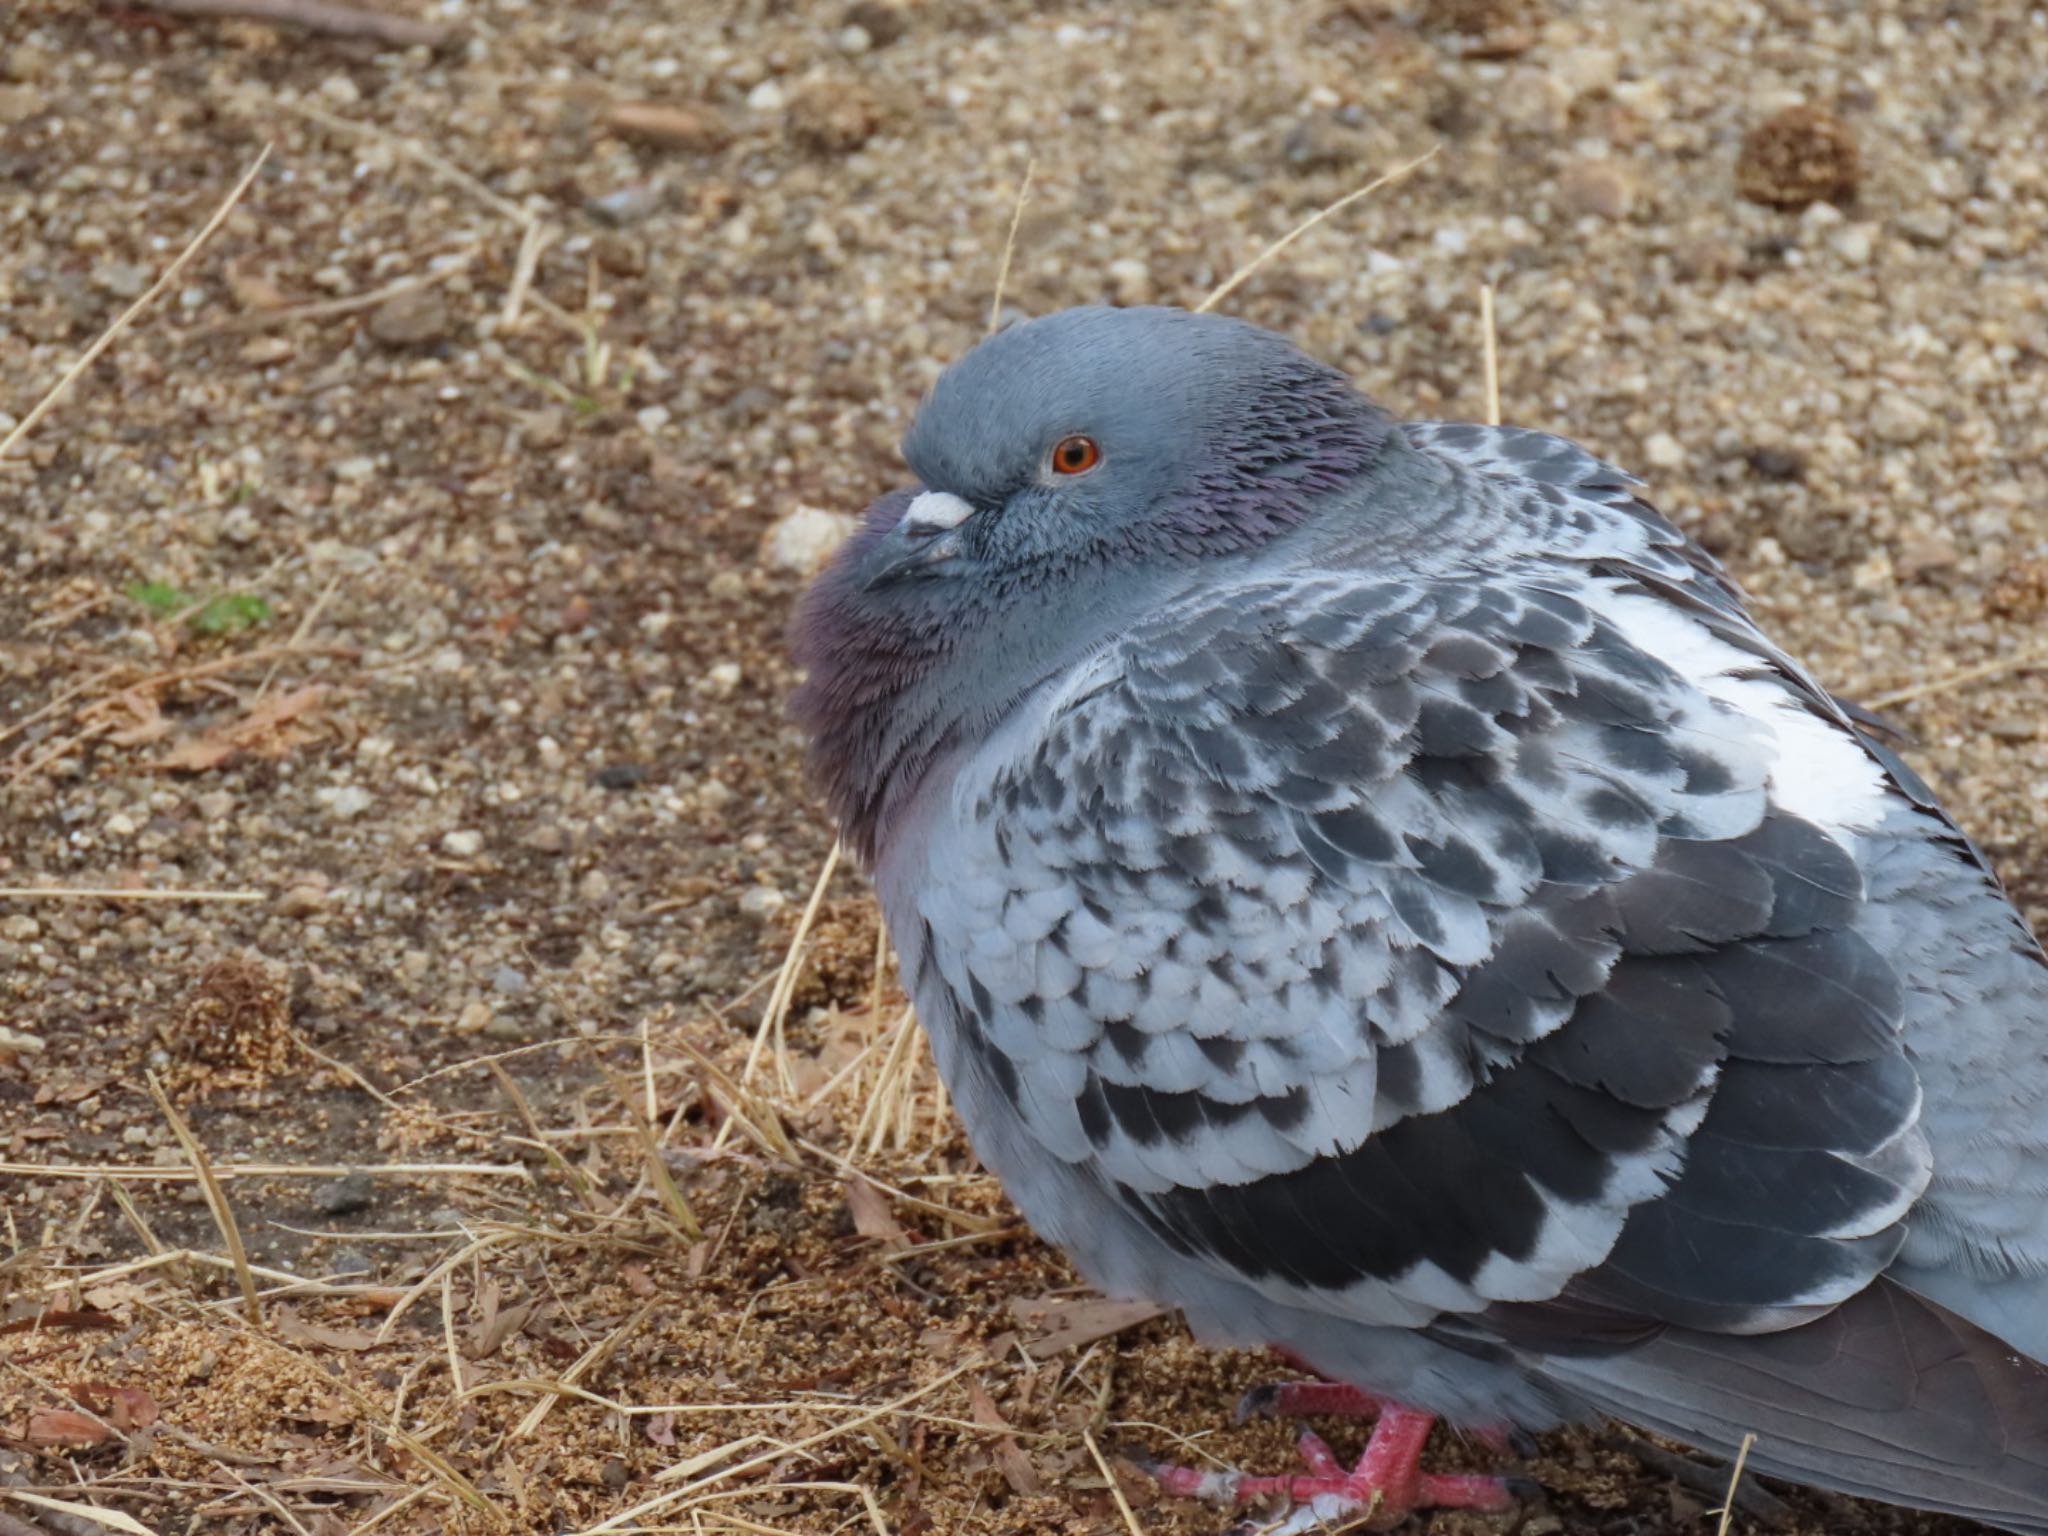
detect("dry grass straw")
[738,838,843,1100]
[1864,649,2048,710]
[591,1046,703,1240]
[3,1491,154,1536]
[143,1071,262,1326]
[988,156,1036,334]
[1480,281,1502,427]
[1712,1431,1758,1536]
[1085,1428,1151,1536]
[1197,146,1439,314]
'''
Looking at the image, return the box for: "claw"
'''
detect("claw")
[1232,1383,1281,1425]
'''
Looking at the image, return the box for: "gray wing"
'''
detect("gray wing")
[1413,423,2048,1303]
[918,546,1930,1336]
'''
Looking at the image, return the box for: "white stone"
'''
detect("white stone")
[1833,224,1875,264]
[765,504,857,572]
[740,886,788,918]
[442,829,484,858]
[325,785,374,819]
[1107,257,1152,306]
[1870,396,1934,446]
[1643,431,1685,469]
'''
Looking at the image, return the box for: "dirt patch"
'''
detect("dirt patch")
[4,0,2047,1533]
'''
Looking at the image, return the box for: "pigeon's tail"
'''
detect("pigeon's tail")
[1542,1278,2048,1536]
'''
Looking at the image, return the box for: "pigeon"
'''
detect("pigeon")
[791,305,2048,1534]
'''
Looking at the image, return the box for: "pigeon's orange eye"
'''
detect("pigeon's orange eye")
[1052,435,1101,475]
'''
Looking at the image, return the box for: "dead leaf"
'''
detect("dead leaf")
[101,690,171,747]
[843,1175,909,1248]
[66,1384,157,1431]
[1009,1296,1169,1360]
[111,1387,157,1431]
[153,684,329,774]
[619,1261,657,1298]
[471,1298,534,1359]
[276,1311,377,1352]
[25,1407,116,1447]
[966,1377,1044,1496]
[0,1308,120,1336]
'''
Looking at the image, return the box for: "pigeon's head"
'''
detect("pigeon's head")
[793,306,1391,855]
[853,305,1388,597]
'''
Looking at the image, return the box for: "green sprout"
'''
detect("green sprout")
[127,581,275,636]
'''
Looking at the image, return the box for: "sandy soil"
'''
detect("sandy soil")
[3,0,2047,1532]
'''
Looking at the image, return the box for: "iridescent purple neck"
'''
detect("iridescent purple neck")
[791,379,1393,863]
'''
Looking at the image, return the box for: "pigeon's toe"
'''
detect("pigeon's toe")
[1142,1405,1520,1533]
[1232,1380,1387,1425]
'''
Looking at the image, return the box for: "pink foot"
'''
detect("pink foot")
[1133,1403,1520,1535]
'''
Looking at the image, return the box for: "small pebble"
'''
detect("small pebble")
[842,0,906,46]
[1642,432,1685,470]
[313,1171,376,1217]
[442,829,484,858]
[765,505,857,573]
[1870,396,1934,446]
[740,885,788,918]
[587,185,668,226]
[1558,159,1633,220]
[325,786,374,820]
[788,79,883,154]
[1107,257,1153,306]
[605,101,732,152]
[93,261,149,299]
[277,884,328,918]
[367,288,450,350]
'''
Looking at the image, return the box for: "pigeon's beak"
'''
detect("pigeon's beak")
[862,489,975,591]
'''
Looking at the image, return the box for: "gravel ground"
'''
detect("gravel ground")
[3,0,2047,1532]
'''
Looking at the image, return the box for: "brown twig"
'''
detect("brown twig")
[138,0,450,47]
